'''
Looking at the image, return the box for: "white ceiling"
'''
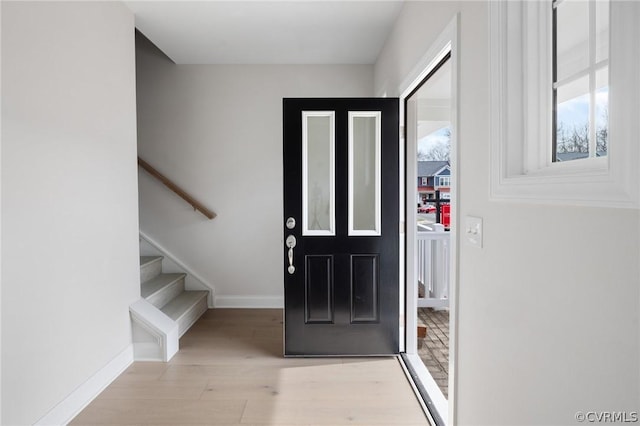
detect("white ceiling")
[124,1,405,65]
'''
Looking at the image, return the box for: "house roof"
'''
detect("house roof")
[417,161,450,177]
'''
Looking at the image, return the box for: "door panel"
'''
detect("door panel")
[350,254,379,323]
[305,255,334,324]
[283,98,399,356]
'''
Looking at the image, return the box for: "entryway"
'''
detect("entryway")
[409,52,452,403]
[400,16,459,426]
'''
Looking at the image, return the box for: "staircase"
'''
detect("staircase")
[130,256,208,361]
[140,256,208,336]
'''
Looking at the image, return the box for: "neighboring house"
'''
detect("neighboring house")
[417,160,450,203]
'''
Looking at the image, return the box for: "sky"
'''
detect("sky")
[418,126,450,155]
[557,86,608,135]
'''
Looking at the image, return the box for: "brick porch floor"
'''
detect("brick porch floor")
[417,308,449,398]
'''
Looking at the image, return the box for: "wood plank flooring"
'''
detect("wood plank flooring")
[71,309,428,425]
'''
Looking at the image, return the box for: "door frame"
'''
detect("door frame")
[396,14,460,426]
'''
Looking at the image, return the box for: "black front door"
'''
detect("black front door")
[283,98,399,356]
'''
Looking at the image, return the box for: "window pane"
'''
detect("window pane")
[595,67,609,156]
[349,112,380,236]
[303,112,335,235]
[556,0,589,81]
[438,176,450,187]
[553,0,610,163]
[556,75,590,161]
[595,0,609,63]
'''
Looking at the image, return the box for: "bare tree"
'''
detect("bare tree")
[421,142,450,160]
[556,122,588,153]
[556,106,608,156]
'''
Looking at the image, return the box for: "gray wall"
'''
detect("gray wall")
[1,2,140,424]
[136,33,374,306]
[375,1,640,424]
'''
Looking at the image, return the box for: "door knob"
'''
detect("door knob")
[286,235,297,274]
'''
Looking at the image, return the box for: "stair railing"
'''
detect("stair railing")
[138,157,216,220]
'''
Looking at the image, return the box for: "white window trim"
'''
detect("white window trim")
[489,0,640,207]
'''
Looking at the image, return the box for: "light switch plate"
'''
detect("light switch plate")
[465,216,483,248]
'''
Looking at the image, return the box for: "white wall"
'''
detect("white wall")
[0,2,3,421]
[1,2,140,424]
[376,1,640,424]
[136,34,373,306]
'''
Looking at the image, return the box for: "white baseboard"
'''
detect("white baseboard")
[34,345,134,426]
[214,295,283,309]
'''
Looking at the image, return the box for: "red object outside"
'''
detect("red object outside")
[441,204,451,229]
[418,204,436,214]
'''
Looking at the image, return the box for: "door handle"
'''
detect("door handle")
[286,235,297,274]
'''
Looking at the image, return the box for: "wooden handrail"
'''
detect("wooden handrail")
[138,157,216,220]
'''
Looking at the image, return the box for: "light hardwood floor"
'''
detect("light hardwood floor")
[71,309,428,425]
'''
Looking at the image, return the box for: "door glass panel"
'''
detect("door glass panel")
[349,111,381,236]
[302,111,335,236]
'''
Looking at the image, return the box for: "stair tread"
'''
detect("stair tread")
[141,273,186,299]
[161,291,208,321]
[140,256,162,268]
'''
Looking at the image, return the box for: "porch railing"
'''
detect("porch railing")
[417,223,450,308]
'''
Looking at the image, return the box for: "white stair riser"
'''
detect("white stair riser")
[146,278,185,309]
[140,259,162,283]
[177,296,208,337]
[135,252,209,364]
